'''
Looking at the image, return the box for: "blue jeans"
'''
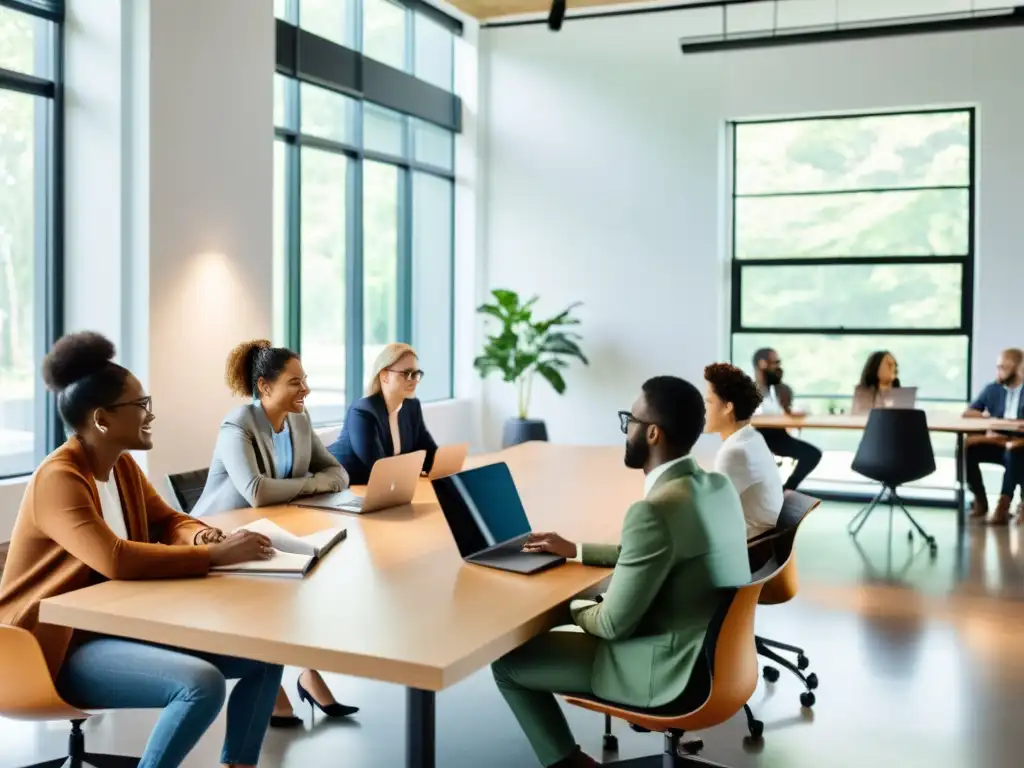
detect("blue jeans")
[57,637,283,768]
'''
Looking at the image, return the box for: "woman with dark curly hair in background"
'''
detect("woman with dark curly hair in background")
[704,362,784,540]
[0,332,282,768]
[191,339,357,727]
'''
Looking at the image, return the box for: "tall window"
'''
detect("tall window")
[0,1,62,478]
[730,109,974,496]
[275,0,459,424]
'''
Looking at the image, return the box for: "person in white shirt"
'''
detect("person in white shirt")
[752,347,821,491]
[705,362,784,540]
[962,347,1024,525]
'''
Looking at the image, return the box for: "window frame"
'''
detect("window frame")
[0,0,64,479]
[275,2,457,420]
[729,107,975,405]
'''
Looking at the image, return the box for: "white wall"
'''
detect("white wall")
[480,16,1024,448]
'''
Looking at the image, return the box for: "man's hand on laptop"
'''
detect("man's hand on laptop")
[522,532,577,559]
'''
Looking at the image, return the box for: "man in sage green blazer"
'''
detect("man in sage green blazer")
[493,376,751,767]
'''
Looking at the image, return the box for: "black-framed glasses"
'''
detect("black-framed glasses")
[618,410,654,434]
[389,368,425,383]
[106,396,153,414]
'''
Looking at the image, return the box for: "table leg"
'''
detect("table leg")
[955,432,967,581]
[406,687,435,768]
[956,432,967,530]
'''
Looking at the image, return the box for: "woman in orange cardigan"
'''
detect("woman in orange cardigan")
[0,332,281,768]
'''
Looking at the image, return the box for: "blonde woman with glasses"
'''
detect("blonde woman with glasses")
[328,343,438,484]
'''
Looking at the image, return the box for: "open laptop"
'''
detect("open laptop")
[851,385,918,415]
[431,462,565,575]
[427,443,470,479]
[299,450,426,514]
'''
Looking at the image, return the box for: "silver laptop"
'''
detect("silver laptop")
[851,386,918,415]
[299,450,426,514]
[427,443,469,479]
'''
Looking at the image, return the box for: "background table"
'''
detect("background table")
[752,411,1024,528]
[40,443,640,768]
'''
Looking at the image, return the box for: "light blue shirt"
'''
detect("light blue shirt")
[257,402,294,479]
[1004,385,1023,420]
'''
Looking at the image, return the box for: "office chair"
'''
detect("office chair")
[848,408,937,556]
[0,626,139,768]
[568,559,789,766]
[748,490,821,710]
[166,467,209,514]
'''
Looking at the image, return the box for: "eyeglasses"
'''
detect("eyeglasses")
[618,410,654,434]
[388,368,425,383]
[106,396,153,414]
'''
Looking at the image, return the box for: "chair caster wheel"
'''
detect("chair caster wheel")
[603,734,618,752]
[797,654,810,671]
[748,719,764,739]
[763,666,780,683]
[806,672,818,690]
[928,541,938,557]
[680,740,704,756]
[800,691,816,708]
[907,531,914,542]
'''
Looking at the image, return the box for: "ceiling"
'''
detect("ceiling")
[449,0,715,22]
[453,0,1016,25]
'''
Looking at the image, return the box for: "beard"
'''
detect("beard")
[763,369,783,386]
[999,371,1018,386]
[624,430,649,469]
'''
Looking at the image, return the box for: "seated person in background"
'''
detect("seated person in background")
[852,350,901,414]
[704,362,784,540]
[492,376,751,768]
[328,342,437,483]
[963,347,1024,525]
[0,332,281,768]
[191,339,356,726]
[752,347,822,491]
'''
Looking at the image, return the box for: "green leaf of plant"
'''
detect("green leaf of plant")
[536,363,567,395]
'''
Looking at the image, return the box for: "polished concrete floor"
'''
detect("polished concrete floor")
[3,501,1024,768]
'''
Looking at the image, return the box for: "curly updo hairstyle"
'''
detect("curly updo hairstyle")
[704,362,763,422]
[225,339,299,399]
[42,332,131,430]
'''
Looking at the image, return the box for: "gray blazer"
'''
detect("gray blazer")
[190,404,349,518]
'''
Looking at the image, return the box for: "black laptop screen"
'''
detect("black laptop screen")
[431,462,532,557]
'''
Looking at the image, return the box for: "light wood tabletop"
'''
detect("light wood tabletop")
[39,442,643,693]
[752,412,1024,433]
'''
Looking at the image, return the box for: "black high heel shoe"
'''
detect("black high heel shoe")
[297,679,359,721]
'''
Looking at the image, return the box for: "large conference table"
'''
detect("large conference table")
[40,443,641,768]
[752,411,1024,528]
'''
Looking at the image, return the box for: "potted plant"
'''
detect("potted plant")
[474,289,588,447]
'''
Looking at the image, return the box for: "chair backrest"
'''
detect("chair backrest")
[851,408,935,487]
[0,626,88,722]
[757,490,819,605]
[167,468,210,515]
[563,552,790,734]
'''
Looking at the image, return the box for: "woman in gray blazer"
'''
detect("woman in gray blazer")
[192,339,358,727]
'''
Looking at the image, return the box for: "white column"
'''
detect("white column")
[126,0,275,484]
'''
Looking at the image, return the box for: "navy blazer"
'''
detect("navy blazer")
[969,381,1024,419]
[328,394,437,485]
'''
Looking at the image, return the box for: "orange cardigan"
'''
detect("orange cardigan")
[0,438,212,679]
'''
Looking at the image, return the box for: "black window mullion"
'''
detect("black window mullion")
[396,166,412,345]
[347,154,364,403]
[285,140,301,353]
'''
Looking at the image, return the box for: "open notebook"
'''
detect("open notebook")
[211,518,348,577]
